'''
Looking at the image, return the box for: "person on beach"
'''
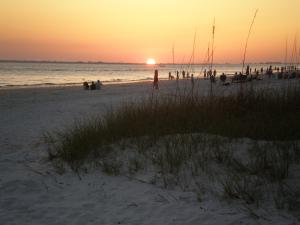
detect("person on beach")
[168,72,172,80]
[90,81,96,90]
[220,73,226,83]
[182,70,186,79]
[210,74,215,83]
[207,70,212,79]
[96,80,102,90]
[209,70,215,83]
[83,81,89,90]
[176,71,179,80]
[153,69,159,90]
[267,65,273,78]
[204,69,207,78]
[246,65,250,76]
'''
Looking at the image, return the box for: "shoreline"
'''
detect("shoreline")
[0,79,158,92]
[0,74,297,93]
[0,79,155,91]
[1,62,295,91]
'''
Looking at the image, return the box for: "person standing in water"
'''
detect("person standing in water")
[153,69,159,90]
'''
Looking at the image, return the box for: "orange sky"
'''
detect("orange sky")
[0,0,299,63]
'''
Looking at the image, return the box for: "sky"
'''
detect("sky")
[0,0,299,63]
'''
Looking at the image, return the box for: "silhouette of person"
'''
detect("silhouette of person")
[96,80,102,90]
[220,73,226,83]
[90,81,96,90]
[246,65,250,75]
[83,81,89,90]
[153,69,159,89]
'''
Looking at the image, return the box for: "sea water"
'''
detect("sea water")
[0,62,282,88]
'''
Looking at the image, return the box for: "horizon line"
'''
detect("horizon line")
[0,59,285,65]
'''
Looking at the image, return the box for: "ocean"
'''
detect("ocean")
[0,62,282,88]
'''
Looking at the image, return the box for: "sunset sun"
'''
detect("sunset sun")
[146,58,156,65]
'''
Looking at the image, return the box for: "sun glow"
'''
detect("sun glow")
[1,1,300,62]
[146,58,156,65]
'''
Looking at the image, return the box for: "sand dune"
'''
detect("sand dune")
[0,78,298,225]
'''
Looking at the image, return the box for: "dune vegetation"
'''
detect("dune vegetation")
[46,83,300,212]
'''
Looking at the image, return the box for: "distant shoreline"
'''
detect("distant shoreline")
[0,60,284,65]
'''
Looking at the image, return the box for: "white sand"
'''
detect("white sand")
[0,78,299,225]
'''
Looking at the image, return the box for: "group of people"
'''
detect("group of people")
[168,70,196,81]
[246,65,299,79]
[154,69,195,90]
[152,65,299,91]
[83,80,102,90]
[201,69,218,83]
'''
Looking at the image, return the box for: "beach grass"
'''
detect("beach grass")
[45,83,300,210]
[46,83,300,167]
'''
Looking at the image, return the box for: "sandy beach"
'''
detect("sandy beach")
[0,78,299,225]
